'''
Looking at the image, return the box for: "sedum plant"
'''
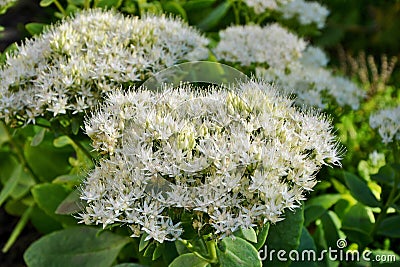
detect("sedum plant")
[77,79,343,264]
[0,9,209,127]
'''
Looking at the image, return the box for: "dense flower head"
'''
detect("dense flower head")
[214,24,306,68]
[0,9,209,125]
[369,106,400,144]
[300,45,329,68]
[80,80,342,242]
[243,0,293,14]
[258,61,366,110]
[277,0,329,29]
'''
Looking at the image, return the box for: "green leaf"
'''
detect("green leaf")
[320,211,342,249]
[2,204,33,253]
[40,0,55,7]
[25,23,46,36]
[30,127,46,146]
[162,2,187,20]
[53,173,84,185]
[169,253,211,267]
[289,227,318,267]
[304,205,326,226]
[30,205,63,234]
[114,264,148,267]
[197,1,231,31]
[139,233,150,252]
[264,206,304,267]
[175,240,191,255]
[217,237,262,267]
[96,0,123,8]
[0,165,22,206]
[254,223,269,250]
[0,122,9,146]
[344,172,381,207]
[152,242,164,260]
[143,243,156,257]
[305,194,342,209]
[377,215,400,238]
[183,0,217,10]
[24,227,130,267]
[234,227,257,243]
[25,135,73,182]
[342,204,374,246]
[342,203,374,233]
[31,183,77,225]
[371,165,395,185]
[55,188,85,215]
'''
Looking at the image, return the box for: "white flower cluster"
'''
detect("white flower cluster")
[0,9,209,125]
[214,24,306,68]
[300,46,329,68]
[369,106,400,144]
[243,0,293,14]
[258,60,365,110]
[80,80,342,242]
[277,0,330,29]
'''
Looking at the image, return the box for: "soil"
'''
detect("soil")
[0,208,41,267]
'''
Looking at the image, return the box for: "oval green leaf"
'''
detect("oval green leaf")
[344,172,381,208]
[24,227,130,267]
[377,215,400,238]
[264,206,304,267]
[40,0,55,7]
[217,237,262,267]
[169,253,211,267]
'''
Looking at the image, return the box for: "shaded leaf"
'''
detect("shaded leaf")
[25,23,46,36]
[344,172,381,207]
[31,183,76,225]
[197,1,231,31]
[254,223,269,250]
[377,215,400,238]
[290,227,318,267]
[264,206,304,267]
[55,188,85,215]
[0,165,22,206]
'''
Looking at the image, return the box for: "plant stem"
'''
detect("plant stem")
[84,0,90,9]
[54,0,67,16]
[180,240,218,263]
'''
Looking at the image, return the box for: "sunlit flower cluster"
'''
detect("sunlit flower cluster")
[214,24,306,68]
[0,9,209,125]
[214,23,364,110]
[80,80,342,242]
[257,61,365,110]
[243,0,293,14]
[277,0,329,29]
[369,106,400,144]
